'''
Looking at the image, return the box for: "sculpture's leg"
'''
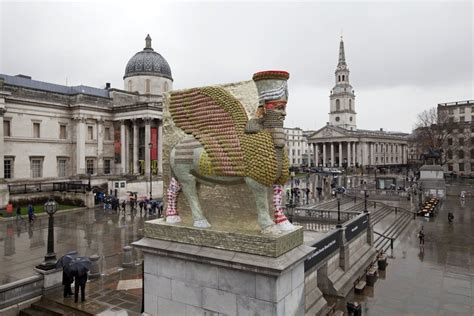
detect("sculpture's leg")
[165,177,182,223]
[244,177,280,234]
[180,175,211,228]
[273,184,295,231]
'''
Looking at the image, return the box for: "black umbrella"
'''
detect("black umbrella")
[56,251,78,269]
[65,256,92,277]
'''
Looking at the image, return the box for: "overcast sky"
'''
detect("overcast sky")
[1,0,472,133]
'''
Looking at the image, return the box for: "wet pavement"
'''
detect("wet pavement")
[0,207,157,285]
[351,196,474,315]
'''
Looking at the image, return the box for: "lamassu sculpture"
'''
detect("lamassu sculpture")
[164,71,295,234]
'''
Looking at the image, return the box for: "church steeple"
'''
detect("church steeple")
[338,36,347,69]
[329,36,357,130]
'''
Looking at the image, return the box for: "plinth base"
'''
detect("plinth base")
[144,219,303,257]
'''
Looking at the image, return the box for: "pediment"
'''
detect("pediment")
[308,126,348,139]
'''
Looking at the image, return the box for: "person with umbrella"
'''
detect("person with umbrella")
[56,251,78,298]
[65,256,91,303]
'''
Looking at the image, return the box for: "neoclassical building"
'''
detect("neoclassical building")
[0,35,171,207]
[308,37,409,169]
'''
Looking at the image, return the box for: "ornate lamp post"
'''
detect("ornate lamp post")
[149,142,153,200]
[306,172,310,205]
[336,191,342,227]
[36,199,58,270]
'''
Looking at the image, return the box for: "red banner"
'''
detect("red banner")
[114,129,121,163]
[151,127,158,160]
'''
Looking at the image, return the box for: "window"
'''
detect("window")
[448,108,453,115]
[458,150,464,159]
[145,79,151,93]
[336,99,340,111]
[448,138,453,145]
[33,122,40,138]
[350,116,353,121]
[459,138,464,146]
[460,107,465,114]
[163,82,169,92]
[59,124,67,139]
[447,150,453,159]
[471,149,474,159]
[460,116,465,122]
[30,158,43,178]
[4,158,13,179]
[57,158,67,177]
[4,120,11,136]
[459,163,464,172]
[292,149,295,156]
[448,164,453,171]
[338,75,341,82]
[104,159,111,175]
[128,80,132,92]
[471,164,474,172]
[104,127,111,141]
[342,75,345,81]
[449,117,454,123]
[88,126,93,140]
[86,159,94,175]
[297,149,300,155]
[349,99,352,110]
[335,116,340,122]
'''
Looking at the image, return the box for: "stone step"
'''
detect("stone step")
[19,307,52,316]
[30,300,68,315]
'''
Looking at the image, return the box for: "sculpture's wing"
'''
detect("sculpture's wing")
[169,87,248,176]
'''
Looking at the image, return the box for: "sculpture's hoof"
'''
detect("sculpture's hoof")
[194,219,211,228]
[261,224,283,235]
[166,215,182,224]
[276,220,296,231]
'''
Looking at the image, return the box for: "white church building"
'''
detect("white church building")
[308,37,409,169]
[0,35,170,208]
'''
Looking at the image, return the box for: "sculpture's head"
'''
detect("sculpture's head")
[253,71,289,148]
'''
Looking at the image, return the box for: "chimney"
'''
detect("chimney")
[105,82,111,89]
[380,128,383,131]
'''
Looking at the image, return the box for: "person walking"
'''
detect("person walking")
[27,203,35,223]
[448,212,454,224]
[418,227,425,245]
[121,200,126,214]
[15,204,24,222]
[74,271,88,303]
[139,200,144,215]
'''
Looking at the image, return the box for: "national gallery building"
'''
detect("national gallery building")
[0,35,170,207]
[308,38,409,169]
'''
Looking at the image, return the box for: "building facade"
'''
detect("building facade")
[308,37,408,169]
[437,100,474,175]
[0,35,171,207]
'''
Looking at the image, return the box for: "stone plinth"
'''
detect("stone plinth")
[133,237,313,316]
[144,219,303,257]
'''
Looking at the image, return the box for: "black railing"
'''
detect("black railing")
[8,181,88,194]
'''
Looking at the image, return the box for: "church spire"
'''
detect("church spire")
[338,36,347,68]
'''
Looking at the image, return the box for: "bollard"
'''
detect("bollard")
[89,254,101,279]
[122,245,134,268]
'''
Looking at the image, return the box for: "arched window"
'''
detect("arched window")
[342,75,345,81]
[349,99,352,110]
[336,99,340,111]
[145,79,151,93]
[128,80,132,92]
[163,81,169,92]
[350,116,353,122]
[338,75,341,82]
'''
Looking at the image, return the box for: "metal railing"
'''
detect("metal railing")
[8,181,88,194]
[293,207,361,222]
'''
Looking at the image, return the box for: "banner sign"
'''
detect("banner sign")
[114,129,121,163]
[345,214,369,242]
[304,230,341,272]
[151,127,158,160]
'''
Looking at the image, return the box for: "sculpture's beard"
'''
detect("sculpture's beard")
[263,110,285,148]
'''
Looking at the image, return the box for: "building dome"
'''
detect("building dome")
[124,35,172,80]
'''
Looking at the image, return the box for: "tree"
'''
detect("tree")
[412,106,469,165]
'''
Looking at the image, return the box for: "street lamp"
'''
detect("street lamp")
[149,142,153,200]
[36,198,58,270]
[290,171,295,206]
[306,172,310,205]
[364,190,369,213]
[336,191,342,227]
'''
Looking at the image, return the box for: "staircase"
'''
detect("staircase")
[374,210,413,253]
[19,297,93,316]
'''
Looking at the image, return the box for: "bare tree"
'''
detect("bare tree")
[412,106,469,165]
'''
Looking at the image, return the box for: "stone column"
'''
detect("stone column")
[97,118,104,174]
[120,120,126,174]
[144,118,151,177]
[75,116,86,174]
[347,142,351,167]
[370,143,375,165]
[158,120,163,175]
[352,142,356,166]
[314,144,319,167]
[322,143,327,167]
[338,142,342,167]
[0,107,4,179]
[133,120,139,174]
[330,143,334,167]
